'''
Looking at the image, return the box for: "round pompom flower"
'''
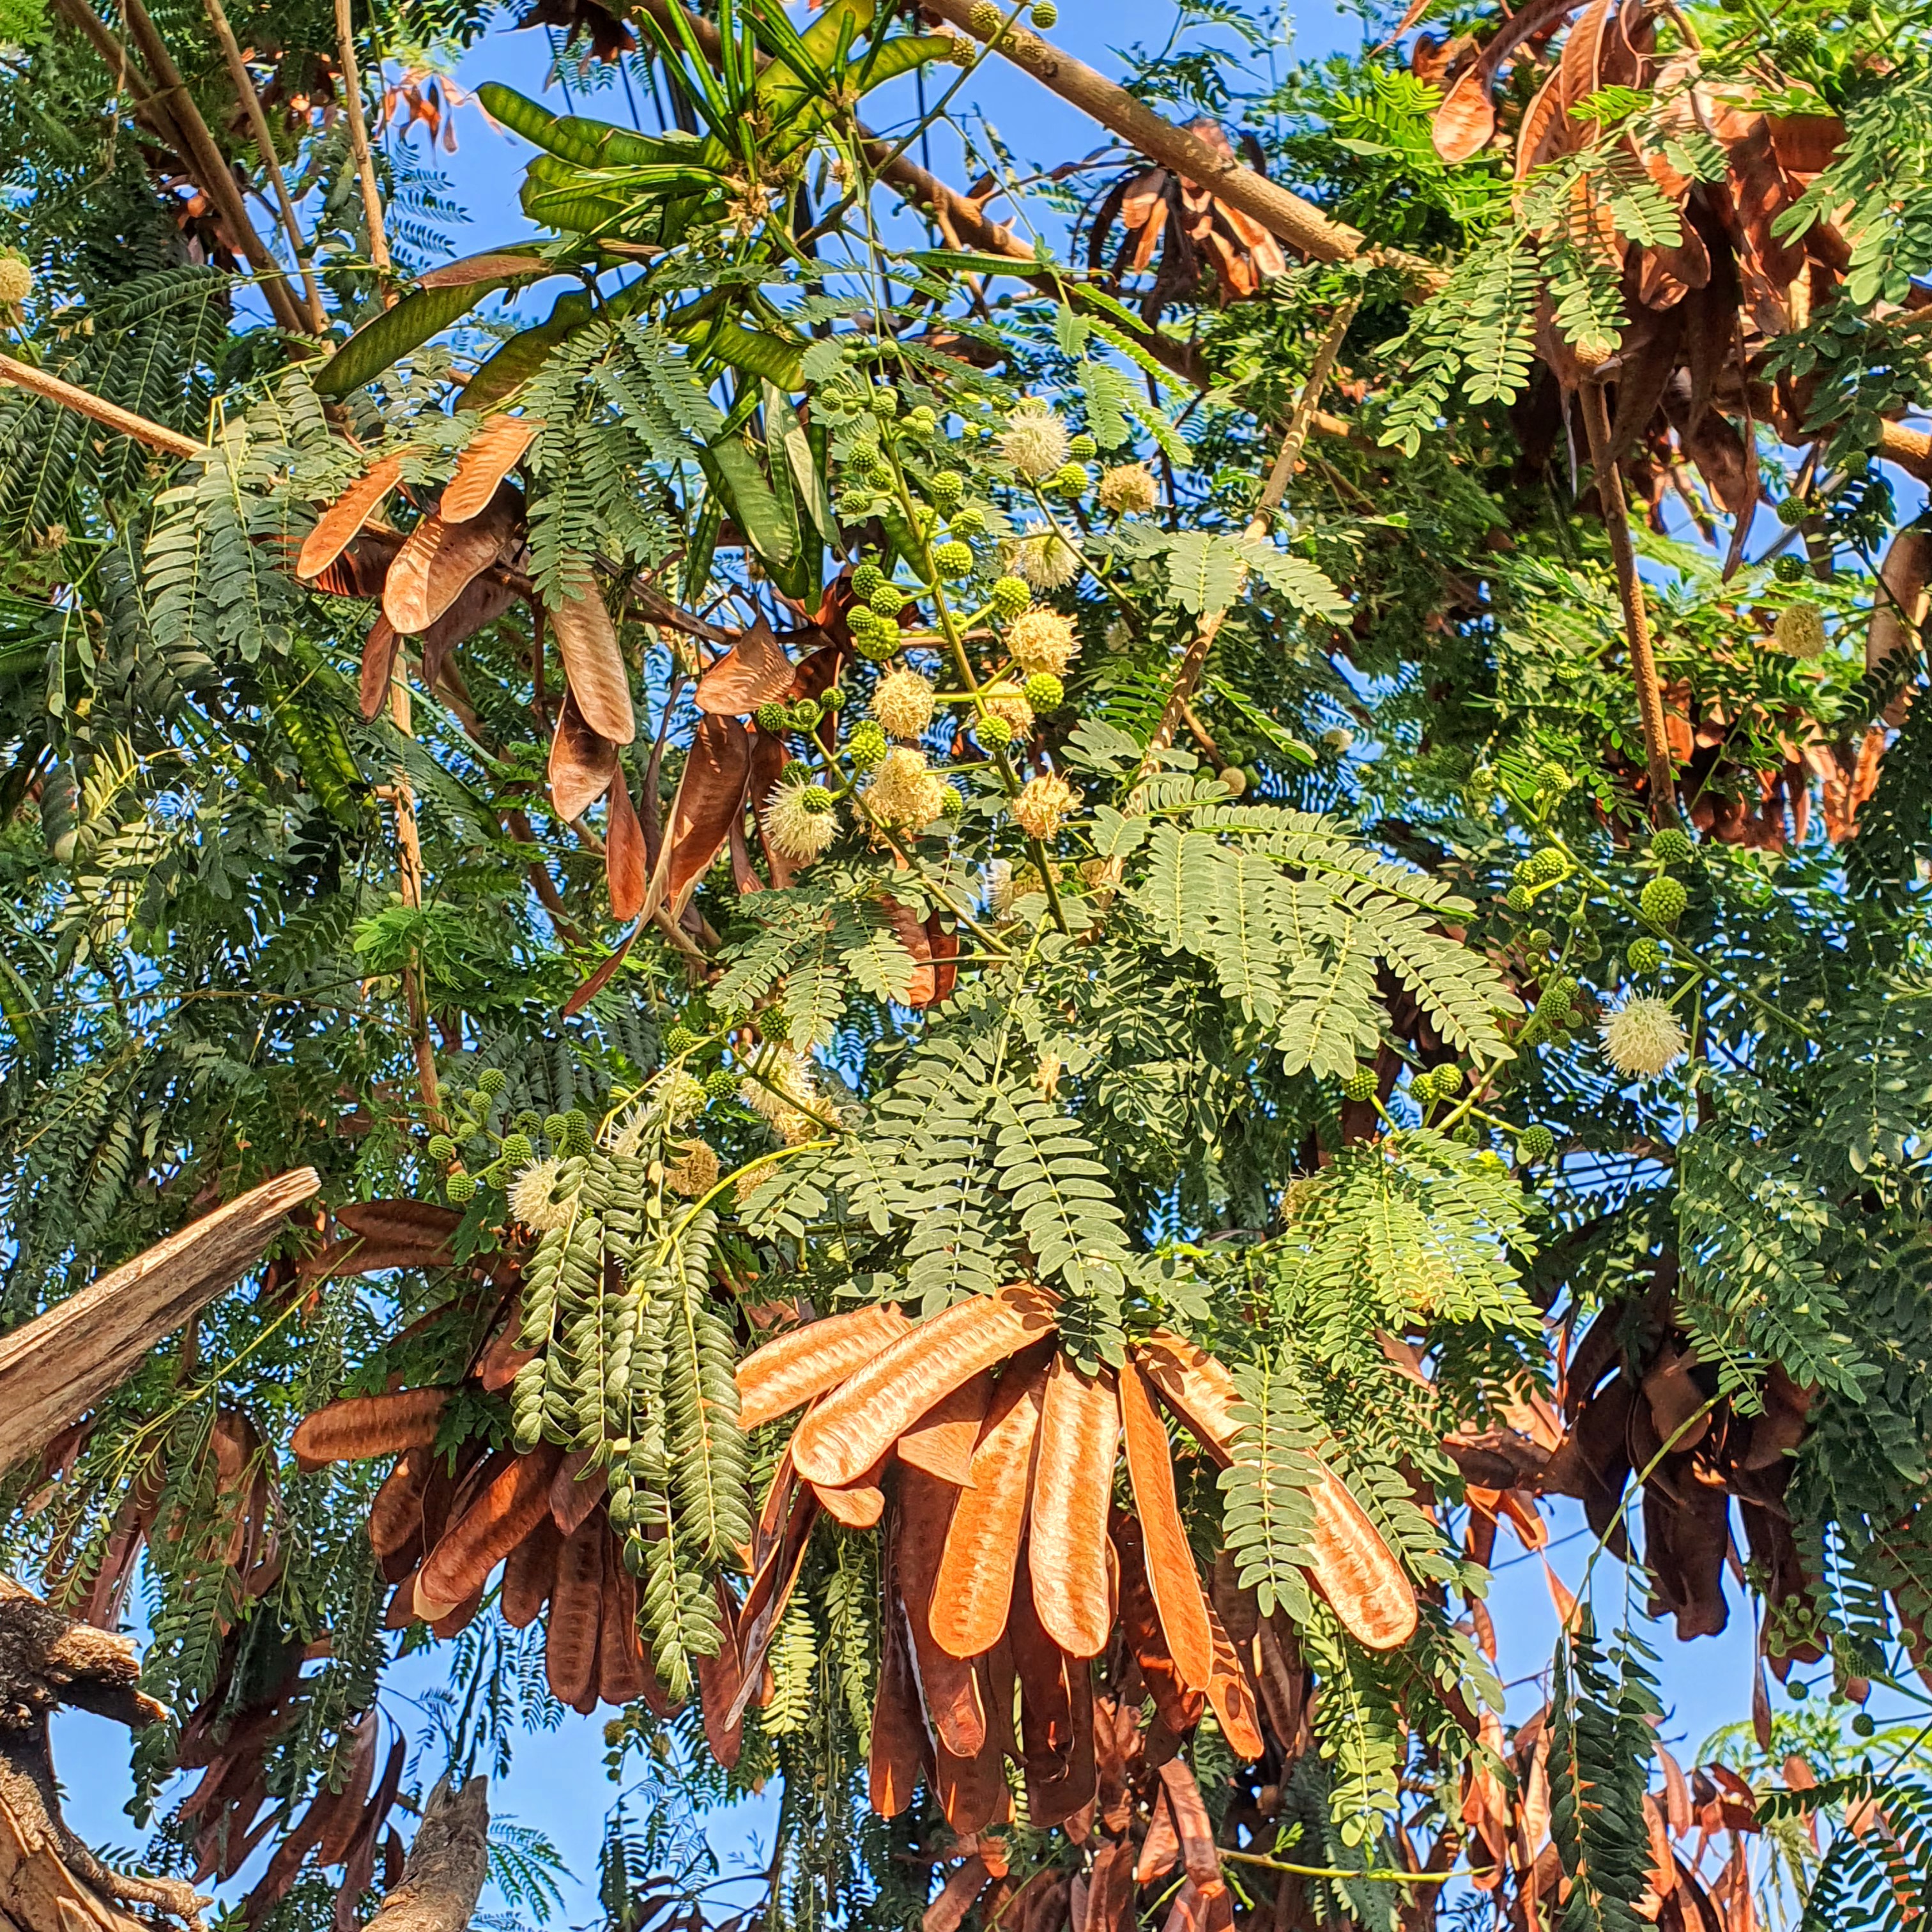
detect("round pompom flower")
[763,772,839,862]
[1598,995,1689,1078]
[874,668,936,740]
[1096,462,1158,516]
[507,1156,571,1232]
[659,1068,706,1124]
[1000,405,1071,480]
[1007,606,1078,677]
[1008,523,1081,590]
[1775,601,1826,659]
[980,684,1035,742]
[1012,770,1080,839]
[864,746,948,828]
[0,254,31,306]
[664,1138,721,1200]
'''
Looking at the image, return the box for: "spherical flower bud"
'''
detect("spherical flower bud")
[1773,551,1808,583]
[1639,875,1688,930]
[1030,0,1057,22]
[508,1156,571,1231]
[1218,766,1248,796]
[501,1130,534,1169]
[0,255,31,306]
[1528,847,1568,884]
[991,575,1032,618]
[1342,1066,1377,1103]
[1775,601,1826,659]
[478,1068,508,1097]
[1023,671,1065,712]
[664,1138,721,1200]
[1537,759,1570,795]
[755,701,789,733]
[875,668,937,740]
[870,388,898,418]
[1627,937,1664,973]
[939,783,965,816]
[978,714,1015,747]
[427,1133,456,1164]
[1012,770,1079,839]
[447,1172,477,1204]
[1068,432,1096,459]
[968,0,1001,31]
[930,470,964,505]
[981,684,1035,741]
[857,629,900,663]
[801,784,834,814]
[1650,827,1693,865]
[1599,994,1689,1078]
[1411,1070,1437,1105]
[564,1108,593,1154]
[1050,461,1088,497]
[1009,523,1081,590]
[543,1111,571,1144]
[852,562,885,598]
[905,406,937,436]
[847,719,887,769]
[703,1068,738,1100]
[1096,462,1158,516]
[1505,884,1533,912]
[1431,1064,1464,1096]
[764,772,840,862]
[869,582,906,617]
[1515,1125,1556,1164]
[1008,606,1078,677]
[1536,976,1577,1022]
[788,697,824,730]
[665,1023,699,1054]
[845,444,880,480]
[949,506,986,537]
[946,33,976,61]
[1000,404,1071,480]
[1775,493,1810,526]
[822,685,846,712]
[933,539,974,579]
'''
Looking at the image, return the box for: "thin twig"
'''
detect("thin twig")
[334,0,394,298]
[1220,1848,1455,1887]
[1579,378,1680,827]
[1140,293,1360,770]
[199,0,327,332]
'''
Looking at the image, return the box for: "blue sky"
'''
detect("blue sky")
[46,0,1928,1915]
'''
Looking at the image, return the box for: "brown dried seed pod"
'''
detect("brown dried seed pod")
[1119,1356,1213,1692]
[293,1389,447,1469]
[735,1303,912,1432]
[1029,1356,1118,1659]
[419,1444,562,1607]
[546,1514,604,1709]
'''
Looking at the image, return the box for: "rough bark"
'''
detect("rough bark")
[0,1169,319,1473]
[0,1577,211,1932]
[363,1777,490,1932]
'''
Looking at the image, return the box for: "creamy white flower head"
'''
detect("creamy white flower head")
[659,1068,705,1125]
[763,772,838,863]
[664,1137,721,1199]
[740,1045,818,1124]
[984,857,1015,917]
[1013,770,1080,840]
[0,256,31,306]
[507,1156,571,1231]
[1599,995,1689,1078]
[1008,522,1081,590]
[1008,607,1078,677]
[1775,601,1827,660]
[980,684,1035,742]
[1000,405,1071,480]
[609,1105,650,1158]
[864,746,947,829]
[873,668,936,740]
[1096,462,1158,516]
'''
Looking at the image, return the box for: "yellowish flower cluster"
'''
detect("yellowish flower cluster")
[507,1156,571,1232]
[864,746,949,828]
[1096,462,1158,516]
[873,668,936,740]
[763,774,839,862]
[1008,608,1078,677]
[664,1137,721,1199]
[1012,771,1080,839]
[1008,523,1080,590]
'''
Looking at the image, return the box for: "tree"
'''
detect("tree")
[3,0,1932,1926]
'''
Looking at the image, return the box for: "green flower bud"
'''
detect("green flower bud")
[755,701,789,733]
[1775,493,1810,526]
[1068,432,1096,459]
[991,575,1032,618]
[789,698,825,730]
[869,583,906,617]
[1050,461,1088,497]
[1515,1125,1556,1164]
[1537,759,1570,794]
[514,1110,542,1135]
[1639,875,1688,930]
[542,1112,570,1144]
[665,1025,699,1054]
[1452,1123,1480,1145]
[478,1068,508,1097]
[857,629,900,663]
[870,388,898,419]
[979,714,1015,746]
[968,0,1001,30]
[930,470,964,505]
[502,1131,534,1168]
[703,1068,738,1099]
[934,539,974,579]
[1528,847,1569,884]
[565,1108,593,1155]
[427,1133,456,1163]
[1022,671,1064,712]
[852,562,885,599]
[1342,1066,1377,1104]
[801,783,835,815]
[949,506,986,536]
[1431,1064,1465,1097]
[1536,976,1578,1022]
[1627,937,1664,972]
[1030,0,1057,21]
[848,720,888,768]
[1505,884,1533,912]
[1772,551,1808,583]
[447,1172,477,1203]
[1650,827,1694,865]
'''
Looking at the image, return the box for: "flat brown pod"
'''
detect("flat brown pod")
[931,1360,1045,1659]
[605,768,647,922]
[502,1514,559,1629]
[368,1448,431,1575]
[1119,1358,1213,1692]
[546,1514,604,1708]
[924,1855,991,1932]
[293,1389,447,1468]
[868,1584,929,1818]
[360,616,400,721]
[1202,1594,1264,1759]
[1132,1332,1239,1464]
[735,1303,910,1432]
[1305,1460,1418,1651]
[549,1445,607,1536]
[418,1443,561,1607]
[442,415,541,524]
[791,1285,1056,1490]
[1029,1356,1118,1659]
[813,1470,885,1528]
[642,712,753,923]
[382,510,509,636]
[597,1542,649,1706]
[547,581,634,745]
[895,1464,985,1758]
[298,452,407,581]
[695,615,795,715]
[549,689,619,825]
[897,1368,992,1487]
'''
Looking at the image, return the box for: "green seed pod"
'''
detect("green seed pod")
[967,0,1000,30]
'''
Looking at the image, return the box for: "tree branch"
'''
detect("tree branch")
[0,351,207,459]
[335,0,395,294]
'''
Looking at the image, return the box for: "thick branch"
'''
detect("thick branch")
[0,352,207,458]
[335,0,394,291]
[365,1777,490,1932]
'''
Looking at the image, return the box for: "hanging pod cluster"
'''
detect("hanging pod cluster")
[732,1286,1418,1834]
